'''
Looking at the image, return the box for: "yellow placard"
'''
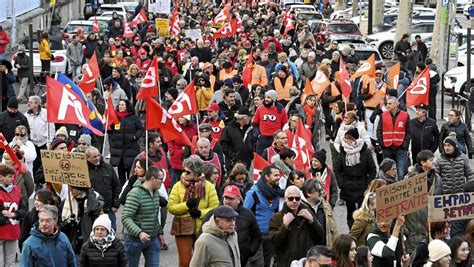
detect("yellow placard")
[156,18,170,37]
[41,150,91,188]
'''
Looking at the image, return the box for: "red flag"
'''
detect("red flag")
[350,54,376,80]
[0,134,22,168]
[170,5,180,38]
[234,10,244,33]
[283,19,295,36]
[46,77,104,136]
[93,17,100,33]
[213,3,231,25]
[242,53,253,88]
[406,66,430,107]
[103,96,119,130]
[292,120,314,171]
[136,57,159,100]
[253,152,270,183]
[78,52,100,94]
[146,98,192,146]
[168,81,198,118]
[123,22,134,38]
[338,58,352,98]
[212,19,238,39]
[130,8,147,27]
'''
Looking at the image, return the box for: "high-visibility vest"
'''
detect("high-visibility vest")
[329,83,342,109]
[275,76,294,101]
[219,69,237,81]
[364,80,388,108]
[382,110,408,147]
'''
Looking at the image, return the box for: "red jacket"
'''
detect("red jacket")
[0,31,10,53]
[0,186,23,240]
[168,124,197,170]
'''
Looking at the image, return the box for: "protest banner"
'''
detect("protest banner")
[185,29,202,41]
[40,150,91,188]
[156,18,170,37]
[428,192,474,222]
[376,172,429,222]
[149,0,171,14]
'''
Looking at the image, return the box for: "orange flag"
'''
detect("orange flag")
[388,62,400,89]
[311,70,331,97]
[350,54,375,80]
[406,66,430,107]
[301,78,314,102]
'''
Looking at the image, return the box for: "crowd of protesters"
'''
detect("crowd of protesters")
[0,0,473,267]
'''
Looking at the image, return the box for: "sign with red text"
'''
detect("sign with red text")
[376,173,428,222]
[41,150,91,188]
[428,193,474,222]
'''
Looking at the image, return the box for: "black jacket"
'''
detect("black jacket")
[0,110,30,143]
[83,36,98,59]
[218,100,242,124]
[88,160,121,211]
[219,119,255,170]
[19,209,38,249]
[203,205,262,266]
[14,52,30,79]
[79,238,128,267]
[333,143,377,203]
[394,39,411,62]
[439,119,473,154]
[409,117,439,156]
[109,112,144,169]
[190,47,213,63]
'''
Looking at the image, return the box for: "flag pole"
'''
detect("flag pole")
[102,105,109,156]
[196,112,201,139]
[145,130,149,169]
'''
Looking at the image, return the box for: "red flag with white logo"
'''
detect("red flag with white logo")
[283,19,295,36]
[136,57,159,100]
[213,3,231,25]
[130,8,147,27]
[170,5,180,38]
[292,120,314,171]
[212,19,238,39]
[46,77,104,136]
[253,152,270,183]
[146,97,192,146]
[78,52,100,94]
[406,66,430,107]
[242,52,253,89]
[123,22,135,38]
[350,54,375,80]
[168,81,198,118]
[103,96,119,130]
[93,17,100,33]
[338,58,352,98]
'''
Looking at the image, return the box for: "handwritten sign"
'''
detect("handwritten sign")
[428,193,474,222]
[376,173,428,222]
[185,29,202,41]
[156,18,170,37]
[41,150,91,188]
[149,0,171,14]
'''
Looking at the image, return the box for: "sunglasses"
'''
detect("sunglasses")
[183,170,193,175]
[287,196,301,201]
[15,133,26,137]
[78,143,88,146]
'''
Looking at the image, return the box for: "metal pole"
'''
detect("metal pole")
[28,24,35,97]
[467,27,471,96]
[368,0,373,35]
[441,73,445,119]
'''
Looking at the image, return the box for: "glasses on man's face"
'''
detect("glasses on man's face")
[183,169,193,175]
[78,143,88,146]
[287,196,301,202]
[15,133,26,137]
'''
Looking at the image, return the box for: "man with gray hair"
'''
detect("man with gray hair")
[299,51,318,86]
[377,96,411,179]
[21,204,76,266]
[86,146,121,230]
[269,185,324,266]
[193,137,224,186]
[25,95,55,177]
[290,245,333,267]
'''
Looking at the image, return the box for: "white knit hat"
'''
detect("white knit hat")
[92,214,112,234]
[428,240,451,263]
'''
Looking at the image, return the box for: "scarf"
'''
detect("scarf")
[256,177,283,201]
[116,111,128,119]
[62,192,89,222]
[304,104,316,127]
[377,170,398,184]
[341,140,364,167]
[181,173,206,201]
[90,229,116,257]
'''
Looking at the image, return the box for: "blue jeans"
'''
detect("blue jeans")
[383,148,409,180]
[256,136,273,156]
[124,235,160,267]
[108,213,117,232]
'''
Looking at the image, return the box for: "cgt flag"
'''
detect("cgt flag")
[350,54,375,80]
[136,57,159,100]
[46,77,104,136]
[292,120,314,171]
[129,8,147,27]
[77,51,100,94]
[168,80,198,118]
[388,62,400,89]
[406,66,430,107]
[253,153,270,183]
[146,97,192,146]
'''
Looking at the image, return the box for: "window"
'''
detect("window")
[328,24,360,34]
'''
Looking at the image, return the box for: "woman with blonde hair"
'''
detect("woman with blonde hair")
[349,192,376,246]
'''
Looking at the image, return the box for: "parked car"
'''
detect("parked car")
[339,43,386,69]
[281,0,304,9]
[367,21,435,59]
[444,66,474,96]
[62,20,96,40]
[100,11,131,23]
[312,19,363,42]
[324,34,368,46]
[11,36,68,77]
[116,2,140,16]
[296,11,323,24]
[96,4,128,15]
[286,3,317,13]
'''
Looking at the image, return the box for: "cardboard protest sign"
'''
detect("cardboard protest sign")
[376,173,428,222]
[149,0,171,14]
[428,193,474,222]
[156,18,170,37]
[184,29,202,41]
[41,150,91,188]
